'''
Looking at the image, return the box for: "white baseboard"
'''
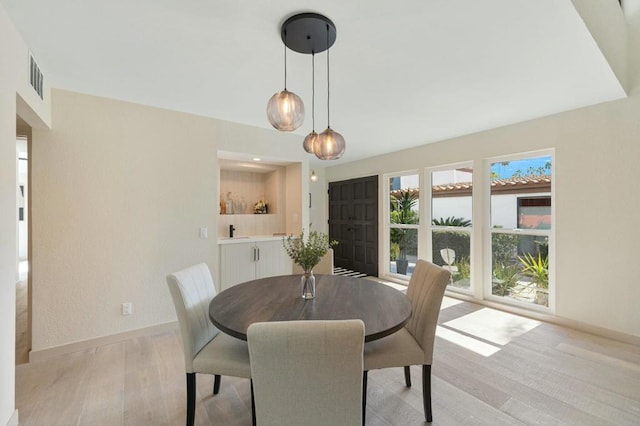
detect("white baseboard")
[25,292,640,362]
[376,276,640,345]
[29,321,178,363]
[6,409,18,426]
[444,291,640,346]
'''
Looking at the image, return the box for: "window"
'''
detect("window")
[430,166,473,291]
[387,173,419,278]
[489,154,552,309]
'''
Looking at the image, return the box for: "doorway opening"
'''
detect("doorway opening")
[16,130,30,365]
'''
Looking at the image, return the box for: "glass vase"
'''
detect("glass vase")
[301,270,316,299]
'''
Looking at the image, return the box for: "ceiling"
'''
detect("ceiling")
[2,0,626,165]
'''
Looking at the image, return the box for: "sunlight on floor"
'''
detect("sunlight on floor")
[441,296,463,310]
[436,325,502,357]
[443,308,541,346]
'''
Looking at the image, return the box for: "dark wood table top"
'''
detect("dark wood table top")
[209,274,411,342]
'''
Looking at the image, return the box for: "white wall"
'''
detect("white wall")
[326,86,640,338]
[0,90,18,426]
[0,3,50,424]
[30,89,306,351]
[285,163,304,235]
[308,167,328,234]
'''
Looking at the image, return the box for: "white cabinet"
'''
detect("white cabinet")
[219,239,292,290]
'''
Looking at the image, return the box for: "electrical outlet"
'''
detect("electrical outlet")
[199,227,208,239]
[122,302,133,316]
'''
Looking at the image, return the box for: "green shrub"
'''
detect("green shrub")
[432,231,470,266]
[390,189,419,260]
[432,216,471,227]
[390,242,400,261]
[492,231,519,264]
[453,256,471,280]
[492,262,521,296]
[519,252,549,289]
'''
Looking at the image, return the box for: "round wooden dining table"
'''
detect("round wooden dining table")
[209,274,411,342]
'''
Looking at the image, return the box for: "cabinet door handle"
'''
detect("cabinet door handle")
[252,247,257,262]
[256,247,260,261]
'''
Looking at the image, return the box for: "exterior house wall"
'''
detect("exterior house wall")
[490,192,550,230]
[432,197,474,224]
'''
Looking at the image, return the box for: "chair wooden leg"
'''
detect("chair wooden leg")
[423,365,432,422]
[250,379,256,426]
[213,374,221,395]
[362,371,368,426]
[404,366,412,387]
[186,373,196,426]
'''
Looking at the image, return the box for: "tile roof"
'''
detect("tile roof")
[391,175,552,197]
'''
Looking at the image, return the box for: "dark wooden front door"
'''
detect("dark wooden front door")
[328,175,378,277]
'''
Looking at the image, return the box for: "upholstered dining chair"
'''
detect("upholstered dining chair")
[167,263,254,426]
[248,319,365,426]
[362,259,450,423]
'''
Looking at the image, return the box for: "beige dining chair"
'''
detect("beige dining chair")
[292,248,334,275]
[167,263,254,426]
[362,259,450,423]
[248,319,365,426]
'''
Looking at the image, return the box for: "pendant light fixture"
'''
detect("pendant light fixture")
[314,22,345,160]
[302,52,318,154]
[268,13,345,160]
[266,32,305,132]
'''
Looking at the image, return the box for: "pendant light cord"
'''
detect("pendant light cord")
[326,23,331,128]
[284,31,288,90]
[311,51,315,131]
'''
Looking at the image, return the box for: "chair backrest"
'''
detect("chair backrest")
[248,319,364,426]
[292,248,334,275]
[166,263,220,372]
[404,259,451,364]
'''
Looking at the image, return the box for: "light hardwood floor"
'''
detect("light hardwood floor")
[16,297,640,425]
[15,279,29,365]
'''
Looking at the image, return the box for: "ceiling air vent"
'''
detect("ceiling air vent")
[29,53,44,100]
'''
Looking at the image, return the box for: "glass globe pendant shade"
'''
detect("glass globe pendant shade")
[303,131,318,154]
[266,90,305,132]
[315,127,345,160]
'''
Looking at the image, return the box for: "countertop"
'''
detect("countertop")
[217,235,291,245]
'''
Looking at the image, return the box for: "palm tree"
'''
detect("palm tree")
[390,189,418,274]
[432,216,471,227]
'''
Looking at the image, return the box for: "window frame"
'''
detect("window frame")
[483,150,555,313]
[382,170,421,281]
[427,161,475,295]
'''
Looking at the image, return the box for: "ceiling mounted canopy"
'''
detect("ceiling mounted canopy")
[280,13,336,54]
[267,12,345,160]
